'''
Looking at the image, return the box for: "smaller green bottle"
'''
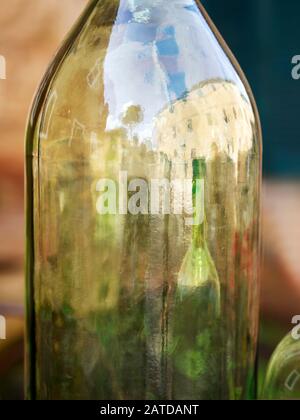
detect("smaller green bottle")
[172,158,221,400]
[263,330,300,400]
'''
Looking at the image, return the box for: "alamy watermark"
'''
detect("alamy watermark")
[291,315,300,340]
[281,316,300,392]
[95,171,204,226]
[292,55,300,80]
[0,315,6,340]
[0,55,6,80]
[285,370,300,392]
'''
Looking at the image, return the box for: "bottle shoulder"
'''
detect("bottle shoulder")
[269,333,300,370]
[263,332,300,400]
[26,0,262,163]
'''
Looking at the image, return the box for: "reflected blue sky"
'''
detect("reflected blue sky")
[104,0,246,140]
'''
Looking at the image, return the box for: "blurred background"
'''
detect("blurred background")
[0,0,299,399]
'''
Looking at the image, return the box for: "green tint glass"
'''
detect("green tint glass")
[263,331,300,400]
[26,0,262,400]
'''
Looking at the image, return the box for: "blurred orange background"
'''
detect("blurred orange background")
[0,0,86,399]
[0,0,299,399]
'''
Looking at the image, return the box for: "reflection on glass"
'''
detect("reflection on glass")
[26,0,262,400]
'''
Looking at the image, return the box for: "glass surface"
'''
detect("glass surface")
[263,332,300,400]
[25,0,262,400]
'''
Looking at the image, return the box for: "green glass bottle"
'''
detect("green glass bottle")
[263,331,300,400]
[25,0,262,400]
[172,158,221,400]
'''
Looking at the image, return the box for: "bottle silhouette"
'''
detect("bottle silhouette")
[26,0,262,400]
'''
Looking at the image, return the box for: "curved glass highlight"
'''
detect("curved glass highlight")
[263,332,300,400]
[25,0,262,400]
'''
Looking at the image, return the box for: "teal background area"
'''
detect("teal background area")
[202,0,300,177]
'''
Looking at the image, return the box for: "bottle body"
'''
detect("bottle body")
[26,0,262,400]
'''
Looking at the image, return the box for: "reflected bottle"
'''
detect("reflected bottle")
[25,0,262,400]
[263,331,300,400]
[173,158,221,400]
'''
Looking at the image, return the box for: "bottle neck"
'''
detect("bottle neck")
[117,0,200,17]
[126,0,195,8]
[192,158,206,248]
[193,219,206,248]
